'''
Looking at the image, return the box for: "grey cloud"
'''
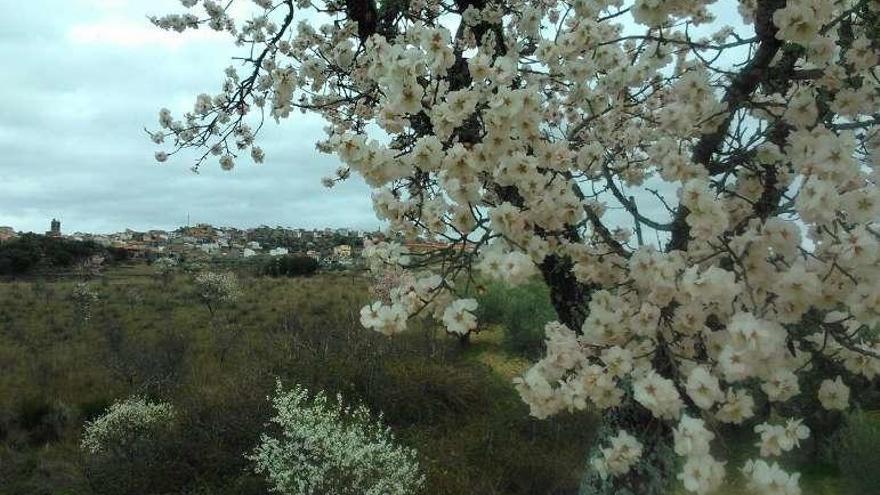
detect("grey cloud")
[0,0,377,234]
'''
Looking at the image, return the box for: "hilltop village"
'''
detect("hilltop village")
[0,220,381,266]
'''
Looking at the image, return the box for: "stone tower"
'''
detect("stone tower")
[47,218,61,237]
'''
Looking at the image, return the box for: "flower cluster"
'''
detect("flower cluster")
[817,376,850,411]
[476,244,539,286]
[81,396,176,455]
[248,381,424,495]
[440,298,478,336]
[361,240,410,272]
[753,419,810,458]
[589,429,643,479]
[367,265,415,305]
[674,416,725,495]
[741,459,801,495]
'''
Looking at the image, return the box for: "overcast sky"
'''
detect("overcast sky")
[1,1,748,237]
[0,0,378,234]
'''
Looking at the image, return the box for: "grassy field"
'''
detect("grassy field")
[0,263,870,494]
[0,264,595,495]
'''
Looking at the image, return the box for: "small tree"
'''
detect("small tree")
[249,381,424,495]
[71,282,99,324]
[193,270,240,316]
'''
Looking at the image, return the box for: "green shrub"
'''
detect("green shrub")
[261,255,319,277]
[836,409,880,493]
[0,234,126,276]
[475,280,556,358]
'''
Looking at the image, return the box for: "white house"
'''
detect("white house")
[243,248,257,258]
[269,247,289,257]
[199,242,221,254]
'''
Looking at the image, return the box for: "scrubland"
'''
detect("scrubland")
[0,264,875,494]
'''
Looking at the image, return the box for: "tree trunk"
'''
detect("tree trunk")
[540,255,677,494]
[579,397,676,495]
[539,254,591,332]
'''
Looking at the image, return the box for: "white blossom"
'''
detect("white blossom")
[441,298,478,336]
[249,382,424,495]
[590,430,643,479]
[817,376,850,411]
[81,396,176,455]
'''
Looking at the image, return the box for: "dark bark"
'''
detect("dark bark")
[345,0,380,40]
[540,254,592,331]
[580,401,676,495]
[668,0,788,252]
[691,0,786,173]
[345,0,403,41]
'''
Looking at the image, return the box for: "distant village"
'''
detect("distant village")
[0,219,387,267]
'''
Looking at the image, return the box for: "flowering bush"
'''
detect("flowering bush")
[193,270,240,314]
[248,381,424,495]
[80,396,177,455]
[71,281,99,323]
[152,0,880,491]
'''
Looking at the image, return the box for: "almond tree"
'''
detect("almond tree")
[150,0,880,492]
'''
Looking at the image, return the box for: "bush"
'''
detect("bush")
[836,409,880,493]
[475,280,556,358]
[80,396,176,455]
[0,243,40,276]
[249,381,424,495]
[80,396,180,495]
[261,255,319,277]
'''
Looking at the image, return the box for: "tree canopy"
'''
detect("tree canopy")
[151,0,880,492]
